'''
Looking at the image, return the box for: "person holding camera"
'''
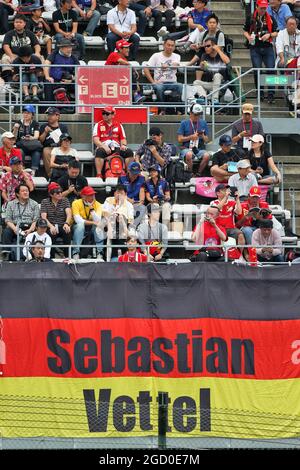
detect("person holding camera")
[231,103,264,151]
[228,159,258,200]
[23,218,52,261]
[145,164,171,227]
[210,183,245,248]
[210,134,242,182]
[57,160,88,203]
[39,107,69,178]
[93,106,134,177]
[177,103,210,175]
[1,183,40,261]
[135,127,172,172]
[235,185,272,245]
[191,205,227,262]
[247,134,281,185]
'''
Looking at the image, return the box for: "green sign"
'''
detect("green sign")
[265,75,289,85]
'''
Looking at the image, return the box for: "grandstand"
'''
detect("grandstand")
[1,0,300,454]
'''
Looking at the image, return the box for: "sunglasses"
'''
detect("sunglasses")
[204,44,212,48]
[102,111,113,116]
[51,189,62,194]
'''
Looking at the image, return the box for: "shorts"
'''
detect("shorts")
[180,148,207,161]
[226,228,242,240]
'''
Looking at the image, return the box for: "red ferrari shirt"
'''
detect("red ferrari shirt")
[118,251,148,263]
[105,52,124,65]
[0,147,22,167]
[211,199,236,229]
[92,119,126,146]
[193,221,227,254]
[237,201,271,227]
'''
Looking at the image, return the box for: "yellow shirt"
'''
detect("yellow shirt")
[72,198,102,221]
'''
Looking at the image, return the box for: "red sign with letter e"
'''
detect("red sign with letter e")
[77,66,131,113]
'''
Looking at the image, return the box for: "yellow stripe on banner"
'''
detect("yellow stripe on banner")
[1,377,300,439]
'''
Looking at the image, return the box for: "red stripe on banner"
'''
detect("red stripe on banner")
[2,318,300,379]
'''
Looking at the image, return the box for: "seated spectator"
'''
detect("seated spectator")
[50,133,79,182]
[211,183,245,247]
[143,38,182,111]
[2,183,39,261]
[247,134,281,185]
[182,13,225,54]
[26,240,54,262]
[29,5,53,58]
[43,0,60,13]
[71,185,104,260]
[58,160,88,203]
[252,219,284,262]
[12,45,43,104]
[228,159,258,200]
[136,127,172,171]
[267,0,292,31]
[0,0,18,35]
[52,0,85,60]
[119,161,146,227]
[145,164,171,226]
[243,0,278,104]
[177,102,210,174]
[39,107,69,178]
[235,185,272,245]
[1,14,41,83]
[43,38,80,104]
[0,131,23,172]
[106,0,140,61]
[72,0,101,37]
[137,203,168,262]
[118,235,148,262]
[12,105,42,176]
[40,182,72,257]
[191,38,230,104]
[93,106,133,177]
[191,205,227,262]
[102,184,134,261]
[275,16,300,66]
[149,0,176,37]
[231,103,264,152]
[166,0,211,42]
[23,217,52,260]
[129,0,152,37]
[210,135,242,182]
[0,156,34,203]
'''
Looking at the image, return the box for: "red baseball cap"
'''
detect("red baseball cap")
[249,186,261,198]
[116,39,132,50]
[102,106,116,114]
[257,0,269,7]
[48,182,61,193]
[80,186,96,197]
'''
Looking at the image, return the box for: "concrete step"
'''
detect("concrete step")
[275,156,300,164]
[224,25,247,35]
[212,1,245,8]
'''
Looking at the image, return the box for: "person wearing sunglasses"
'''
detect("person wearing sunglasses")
[40,182,72,257]
[93,106,134,178]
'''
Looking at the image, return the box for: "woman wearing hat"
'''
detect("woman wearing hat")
[49,133,79,181]
[13,105,42,176]
[247,134,281,185]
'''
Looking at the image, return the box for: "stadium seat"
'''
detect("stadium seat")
[33,177,48,189]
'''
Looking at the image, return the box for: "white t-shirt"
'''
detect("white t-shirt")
[23,231,52,260]
[50,147,78,160]
[107,7,136,33]
[189,29,225,48]
[147,52,181,83]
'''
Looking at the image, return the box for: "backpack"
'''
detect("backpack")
[173,160,192,184]
[104,154,126,179]
[53,88,74,114]
[202,30,234,58]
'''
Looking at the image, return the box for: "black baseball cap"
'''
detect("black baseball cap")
[46,106,60,115]
[36,218,48,228]
[215,184,229,193]
[149,127,163,136]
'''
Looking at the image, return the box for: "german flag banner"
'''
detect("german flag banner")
[1,263,300,439]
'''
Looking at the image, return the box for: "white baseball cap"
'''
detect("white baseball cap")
[190,103,203,114]
[2,131,15,139]
[237,159,251,169]
[250,134,265,143]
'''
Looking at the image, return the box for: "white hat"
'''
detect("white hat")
[2,131,15,140]
[191,103,203,114]
[250,134,265,143]
[237,159,251,169]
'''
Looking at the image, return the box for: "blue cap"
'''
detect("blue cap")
[149,164,161,173]
[9,156,22,165]
[128,161,141,175]
[23,105,35,114]
[219,135,232,146]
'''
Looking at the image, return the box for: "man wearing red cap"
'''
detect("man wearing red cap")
[40,182,72,257]
[71,186,104,260]
[93,107,133,177]
[236,185,272,245]
[243,0,278,104]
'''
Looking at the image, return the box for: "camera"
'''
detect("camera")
[145,139,156,146]
[61,72,73,81]
[230,186,238,198]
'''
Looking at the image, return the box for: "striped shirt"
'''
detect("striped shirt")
[5,198,40,225]
[40,197,70,225]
